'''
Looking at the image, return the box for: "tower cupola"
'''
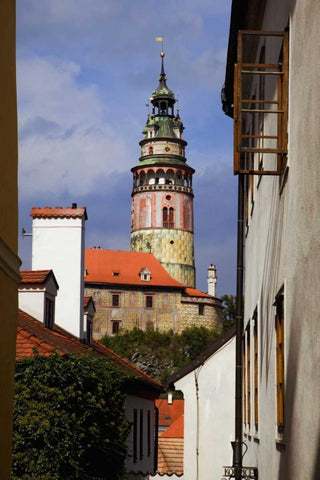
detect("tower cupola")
[130,52,196,288]
[150,52,175,117]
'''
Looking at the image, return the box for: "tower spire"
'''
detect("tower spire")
[130,51,196,288]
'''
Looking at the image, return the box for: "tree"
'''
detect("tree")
[12,352,131,480]
[102,326,220,381]
[221,294,236,329]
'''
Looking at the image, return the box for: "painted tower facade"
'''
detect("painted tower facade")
[130,53,195,287]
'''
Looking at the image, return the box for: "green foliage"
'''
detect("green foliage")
[221,294,236,329]
[102,326,220,382]
[12,352,131,480]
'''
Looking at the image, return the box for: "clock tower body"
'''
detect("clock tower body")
[130,54,195,287]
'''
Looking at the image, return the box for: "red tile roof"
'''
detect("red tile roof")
[85,249,185,288]
[157,436,184,475]
[20,270,52,285]
[30,206,87,220]
[17,309,162,392]
[20,270,59,291]
[160,414,184,438]
[156,399,184,428]
[84,295,95,311]
[184,287,214,298]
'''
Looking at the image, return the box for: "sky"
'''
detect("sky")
[17,0,237,296]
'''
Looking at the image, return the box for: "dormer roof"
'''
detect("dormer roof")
[20,269,59,290]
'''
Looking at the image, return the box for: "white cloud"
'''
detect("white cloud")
[18,56,131,198]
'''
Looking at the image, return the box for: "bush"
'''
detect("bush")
[12,353,131,480]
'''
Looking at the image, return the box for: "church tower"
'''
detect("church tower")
[130,52,195,287]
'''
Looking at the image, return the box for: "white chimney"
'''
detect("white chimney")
[30,204,87,339]
[207,264,217,297]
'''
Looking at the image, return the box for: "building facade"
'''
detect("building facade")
[223,1,320,479]
[166,328,235,480]
[30,205,87,340]
[0,1,20,477]
[130,52,195,288]
[84,248,223,338]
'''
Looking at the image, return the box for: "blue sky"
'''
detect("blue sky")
[17,0,236,295]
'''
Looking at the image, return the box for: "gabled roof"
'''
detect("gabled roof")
[20,270,59,289]
[85,249,185,288]
[166,325,236,388]
[30,205,87,220]
[156,398,184,429]
[160,414,184,439]
[17,309,162,393]
[84,295,95,311]
[157,415,184,475]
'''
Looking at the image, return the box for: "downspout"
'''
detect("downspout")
[232,174,244,479]
[154,405,159,473]
[194,366,202,480]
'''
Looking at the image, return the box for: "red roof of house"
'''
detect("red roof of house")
[157,437,184,475]
[156,399,184,428]
[84,295,95,311]
[160,414,184,438]
[20,270,52,285]
[184,287,214,298]
[20,270,59,291]
[16,309,162,392]
[157,412,184,475]
[30,206,87,220]
[85,249,185,288]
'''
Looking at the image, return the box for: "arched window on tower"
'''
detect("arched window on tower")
[169,207,174,228]
[163,207,168,228]
[160,101,167,115]
[148,146,153,155]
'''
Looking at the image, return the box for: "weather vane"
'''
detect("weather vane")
[155,36,164,55]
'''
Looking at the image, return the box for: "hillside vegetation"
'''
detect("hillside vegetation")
[101,326,221,382]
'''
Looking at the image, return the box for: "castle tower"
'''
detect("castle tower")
[130,52,195,287]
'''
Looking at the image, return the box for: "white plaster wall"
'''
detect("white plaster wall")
[174,337,235,480]
[125,395,156,475]
[31,217,86,339]
[241,1,320,479]
[19,290,45,322]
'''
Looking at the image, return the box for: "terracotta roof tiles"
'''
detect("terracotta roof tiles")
[184,287,214,298]
[30,206,87,220]
[16,309,162,392]
[20,270,52,285]
[156,399,184,428]
[157,437,184,475]
[160,414,184,438]
[85,249,184,288]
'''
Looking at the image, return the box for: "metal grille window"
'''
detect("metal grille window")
[234,31,288,175]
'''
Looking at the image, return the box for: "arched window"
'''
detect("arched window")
[148,146,153,155]
[169,207,174,228]
[163,207,168,228]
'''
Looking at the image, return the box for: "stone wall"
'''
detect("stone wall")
[85,285,223,338]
